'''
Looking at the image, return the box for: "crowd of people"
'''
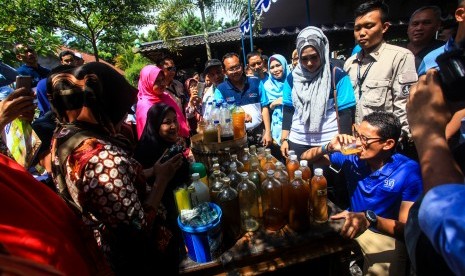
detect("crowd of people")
[0,0,464,275]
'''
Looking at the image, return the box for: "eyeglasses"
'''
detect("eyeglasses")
[226,65,242,73]
[353,128,385,146]
[165,66,176,72]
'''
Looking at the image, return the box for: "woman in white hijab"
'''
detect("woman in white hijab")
[280,26,356,208]
[280,26,356,160]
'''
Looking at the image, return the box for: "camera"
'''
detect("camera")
[436,43,465,101]
[160,144,185,163]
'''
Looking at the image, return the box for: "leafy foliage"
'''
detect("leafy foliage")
[0,0,61,66]
[154,0,248,58]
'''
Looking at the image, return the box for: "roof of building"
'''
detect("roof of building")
[137,19,409,52]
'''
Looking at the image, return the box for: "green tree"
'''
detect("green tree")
[0,1,61,66]
[41,0,156,62]
[155,0,248,59]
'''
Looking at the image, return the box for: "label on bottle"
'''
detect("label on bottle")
[317,189,327,196]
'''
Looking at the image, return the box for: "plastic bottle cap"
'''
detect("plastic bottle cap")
[230,162,237,168]
[314,168,323,176]
[290,155,297,161]
[275,161,282,167]
[267,170,274,175]
[294,170,302,177]
[192,173,200,179]
[241,172,248,177]
[222,177,230,183]
[300,160,308,167]
[288,150,295,155]
[191,162,207,177]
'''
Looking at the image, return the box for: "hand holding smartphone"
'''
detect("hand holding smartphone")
[196,82,205,100]
[15,76,33,95]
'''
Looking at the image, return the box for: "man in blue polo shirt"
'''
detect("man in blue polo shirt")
[301,111,422,276]
[214,52,267,145]
[14,43,50,87]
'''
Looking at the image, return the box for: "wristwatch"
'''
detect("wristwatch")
[364,210,377,228]
[280,137,289,143]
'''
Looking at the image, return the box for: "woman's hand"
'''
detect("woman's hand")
[153,150,184,184]
[280,140,289,158]
[269,97,282,110]
[262,130,272,147]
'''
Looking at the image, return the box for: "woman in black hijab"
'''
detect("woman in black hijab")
[134,103,190,262]
[48,62,184,275]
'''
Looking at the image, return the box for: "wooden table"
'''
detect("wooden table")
[179,200,360,275]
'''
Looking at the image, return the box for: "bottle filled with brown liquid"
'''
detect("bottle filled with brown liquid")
[231,153,245,173]
[288,170,311,232]
[299,160,312,183]
[217,177,242,241]
[262,154,276,172]
[261,170,286,231]
[286,154,300,181]
[241,147,251,172]
[286,150,296,165]
[274,161,290,222]
[311,168,328,223]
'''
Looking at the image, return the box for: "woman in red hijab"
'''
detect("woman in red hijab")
[136,65,189,139]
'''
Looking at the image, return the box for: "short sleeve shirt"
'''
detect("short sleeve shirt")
[214,76,262,130]
[329,152,423,220]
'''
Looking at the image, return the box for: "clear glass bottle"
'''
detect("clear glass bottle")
[288,170,311,232]
[221,147,232,174]
[241,147,252,172]
[217,177,242,241]
[228,162,242,190]
[210,170,225,203]
[274,161,290,221]
[248,162,265,190]
[208,157,220,176]
[311,168,328,223]
[204,120,219,143]
[286,154,300,181]
[189,173,210,207]
[261,170,286,231]
[220,118,234,142]
[231,153,244,173]
[209,163,226,187]
[249,145,259,165]
[237,172,260,232]
[299,160,312,183]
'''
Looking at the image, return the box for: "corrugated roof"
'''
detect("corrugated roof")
[137,20,409,52]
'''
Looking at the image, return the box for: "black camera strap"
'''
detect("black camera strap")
[357,60,374,98]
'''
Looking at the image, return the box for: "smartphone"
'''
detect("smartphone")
[15,76,33,94]
[196,82,205,100]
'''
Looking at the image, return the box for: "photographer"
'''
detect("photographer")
[406,69,465,275]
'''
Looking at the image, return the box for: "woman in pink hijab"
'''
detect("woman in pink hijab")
[136,65,190,139]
